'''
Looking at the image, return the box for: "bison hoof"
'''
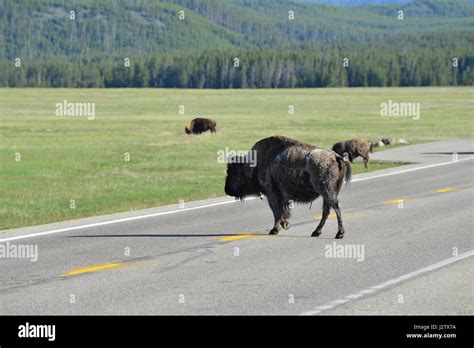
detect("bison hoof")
[269,228,280,235]
[335,232,344,239]
[311,230,322,237]
[280,221,290,230]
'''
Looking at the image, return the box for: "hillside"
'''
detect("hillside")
[1,0,473,60]
[0,0,473,87]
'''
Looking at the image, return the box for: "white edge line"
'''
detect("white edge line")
[314,304,336,310]
[0,198,255,243]
[300,250,474,316]
[351,156,474,182]
[1,156,473,243]
[346,294,363,299]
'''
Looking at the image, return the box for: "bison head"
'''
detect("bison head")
[185,126,192,134]
[224,156,260,199]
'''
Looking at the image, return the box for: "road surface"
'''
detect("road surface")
[0,139,473,315]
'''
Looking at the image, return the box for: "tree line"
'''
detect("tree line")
[2,40,472,88]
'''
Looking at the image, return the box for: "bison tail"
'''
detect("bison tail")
[336,155,352,192]
[369,141,374,153]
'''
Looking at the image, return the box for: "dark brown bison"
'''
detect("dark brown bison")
[332,139,373,168]
[185,118,216,135]
[224,136,351,239]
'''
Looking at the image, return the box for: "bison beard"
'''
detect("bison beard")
[224,136,351,239]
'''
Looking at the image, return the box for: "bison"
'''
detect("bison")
[332,139,373,168]
[381,137,409,146]
[185,118,217,135]
[373,137,409,148]
[224,136,351,239]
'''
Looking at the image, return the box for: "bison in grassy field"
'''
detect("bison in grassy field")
[332,139,373,168]
[185,118,217,135]
[224,136,351,239]
[373,137,409,148]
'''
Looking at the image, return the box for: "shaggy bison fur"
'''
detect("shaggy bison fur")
[185,118,217,135]
[332,139,373,168]
[224,136,351,239]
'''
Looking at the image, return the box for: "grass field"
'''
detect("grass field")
[1,87,473,230]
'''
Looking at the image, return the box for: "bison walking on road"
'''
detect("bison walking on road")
[224,136,351,239]
[332,139,373,168]
[185,118,217,135]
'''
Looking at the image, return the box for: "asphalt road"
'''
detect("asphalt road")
[0,139,473,315]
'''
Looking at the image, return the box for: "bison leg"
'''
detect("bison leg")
[363,156,369,168]
[269,206,284,235]
[332,201,345,239]
[311,200,330,237]
[267,194,285,235]
[279,201,292,230]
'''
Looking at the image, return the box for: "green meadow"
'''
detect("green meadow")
[1,87,472,230]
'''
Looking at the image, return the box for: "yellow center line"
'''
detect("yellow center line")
[217,233,261,242]
[384,198,412,204]
[61,262,125,277]
[436,187,458,193]
[315,213,338,219]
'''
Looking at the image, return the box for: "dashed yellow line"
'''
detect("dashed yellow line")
[384,198,411,204]
[436,187,458,193]
[61,262,125,277]
[315,213,338,219]
[218,234,260,242]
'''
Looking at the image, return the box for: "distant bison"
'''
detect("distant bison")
[185,118,216,135]
[381,137,409,146]
[224,136,351,239]
[332,139,373,168]
[373,137,409,148]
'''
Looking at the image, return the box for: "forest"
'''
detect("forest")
[1,0,473,87]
